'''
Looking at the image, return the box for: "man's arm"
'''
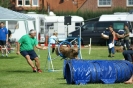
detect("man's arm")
[16,42,20,55]
[6,34,8,42]
[35,45,47,50]
[112,32,116,43]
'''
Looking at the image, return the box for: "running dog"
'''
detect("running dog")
[115,46,123,52]
[55,45,79,59]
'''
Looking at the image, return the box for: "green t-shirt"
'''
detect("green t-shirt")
[18,35,38,51]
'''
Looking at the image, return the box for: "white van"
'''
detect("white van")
[99,12,133,37]
[26,12,84,43]
[45,16,84,41]
[2,15,83,45]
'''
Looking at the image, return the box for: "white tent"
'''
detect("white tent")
[0,6,35,20]
[0,6,35,34]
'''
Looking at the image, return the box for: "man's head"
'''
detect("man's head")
[124,24,128,30]
[0,22,5,28]
[53,32,58,36]
[53,32,58,35]
[29,29,36,38]
[108,25,113,31]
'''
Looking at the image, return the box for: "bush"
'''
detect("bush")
[55,7,131,20]
[0,0,10,8]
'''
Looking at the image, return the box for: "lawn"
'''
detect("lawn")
[0,46,132,88]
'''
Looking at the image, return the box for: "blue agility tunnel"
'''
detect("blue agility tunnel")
[64,60,133,85]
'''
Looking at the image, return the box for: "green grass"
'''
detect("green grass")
[0,46,132,88]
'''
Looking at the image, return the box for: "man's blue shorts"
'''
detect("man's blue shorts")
[20,50,38,60]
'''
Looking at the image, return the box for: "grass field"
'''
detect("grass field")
[0,46,133,88]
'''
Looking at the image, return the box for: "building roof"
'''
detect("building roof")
[0,6,35,21]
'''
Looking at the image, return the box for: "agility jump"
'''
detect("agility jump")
[45,26,82,72]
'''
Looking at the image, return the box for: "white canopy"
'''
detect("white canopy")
[0,6,35,21]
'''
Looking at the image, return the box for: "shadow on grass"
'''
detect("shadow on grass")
[0,56,18,59]
[59,83,68,85]
[7,70,32,73]
[56,78,65,80]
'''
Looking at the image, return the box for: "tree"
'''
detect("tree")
[0,0,11,8]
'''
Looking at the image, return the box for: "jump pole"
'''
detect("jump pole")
[89,38,92,55]
[79,26,82,59]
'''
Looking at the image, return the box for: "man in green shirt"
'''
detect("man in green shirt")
[16,29,47,73]
[122,24,130,50]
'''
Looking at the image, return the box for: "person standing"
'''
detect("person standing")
[7,29,12,53]
[8,29,12,43]
[107,25,116,57]
[50,33,58,53]
[0,22,8,57]
[16,29,47,73]
[122,24,130,50]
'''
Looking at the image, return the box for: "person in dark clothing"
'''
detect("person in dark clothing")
[7,30,12,53]
[8,29,12,42]
[123,50,133,62]
[107,25,116,57]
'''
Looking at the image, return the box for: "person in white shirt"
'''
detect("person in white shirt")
[50,33,58,53]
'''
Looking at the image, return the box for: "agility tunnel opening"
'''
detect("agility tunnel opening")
[65,63,74,84]
[64,60,133,85]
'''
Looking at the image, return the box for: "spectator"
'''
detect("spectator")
[7,29,12,53]
[16,29,47,73]
[8,29,12,42]
[50,33,58,53]
[122,44,133,62]
[0,22,8,57]
[122,24,130,50]
[107,25,116,57]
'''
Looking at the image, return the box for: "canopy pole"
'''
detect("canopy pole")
[24,20,29,33]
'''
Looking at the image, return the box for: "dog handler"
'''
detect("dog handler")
[16,30,47,73]
[107,25,116,57]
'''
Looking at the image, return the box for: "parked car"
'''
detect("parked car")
[68,21,132,45]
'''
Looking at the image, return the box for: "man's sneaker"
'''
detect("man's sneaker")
[37,69,42,73]
[108,55,111,57]
[6,54,8,57]
[32,67,37,72]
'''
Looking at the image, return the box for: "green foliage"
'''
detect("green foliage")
[26,6,47,14]
[55,7,131,20]
[0,0,10,8]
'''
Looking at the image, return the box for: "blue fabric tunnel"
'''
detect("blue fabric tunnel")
[64,60,133,85]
